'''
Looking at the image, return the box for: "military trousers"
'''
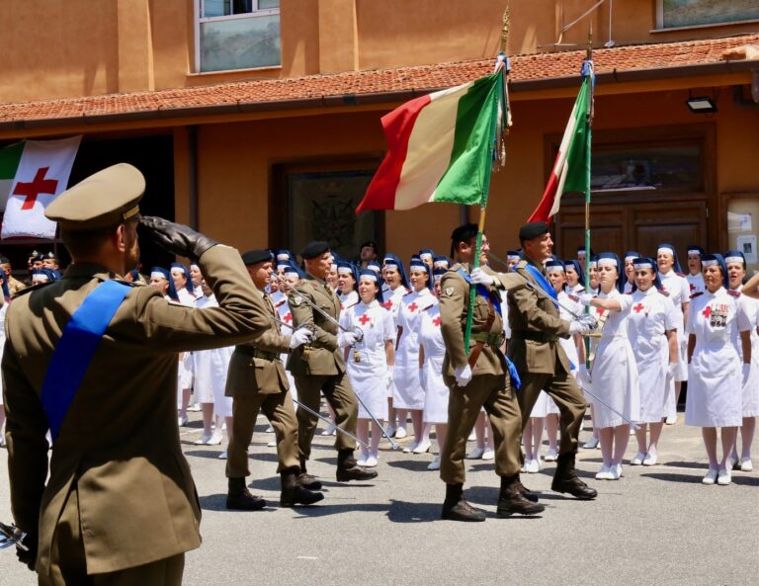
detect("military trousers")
[440,374,522,485]
[44,486,185,586]
[293,373,358,460]
[517,372,587,456]
[226,389,300,478]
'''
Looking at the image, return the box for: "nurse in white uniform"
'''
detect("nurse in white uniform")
[381,254,410,439]
[340,269,395,467]
[395,257,435,453]
[657,243,690,424]
[685,245,706,297]
[724,250,758,472]
[627,257,678,466]
[171,262,197,419]
[564,259,586,295]
[418,267,448,470]
[622,251,640,294]
[336,260,359,309]
[578,252,640,480]
[685,254,751,485]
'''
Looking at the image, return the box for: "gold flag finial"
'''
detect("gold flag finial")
[499,4,511,55]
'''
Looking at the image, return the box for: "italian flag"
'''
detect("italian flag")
[527,76,592,223]
[0,135,81,239]
[356,68,506,213]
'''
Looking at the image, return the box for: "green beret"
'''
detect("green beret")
[45,163,144,231]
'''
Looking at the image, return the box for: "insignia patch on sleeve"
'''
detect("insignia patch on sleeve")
[291,295,303,306]
[444,287,454,297]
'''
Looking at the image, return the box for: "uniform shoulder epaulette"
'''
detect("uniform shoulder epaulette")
[516,260,529,270]
[403,291,415,297]
[727,289,741,298]
[274,297,287,308]
[690,291,703,299]
[422,303,435,312]
[346,301,359,310]
[11,281,52,298]
[567,293,580,302]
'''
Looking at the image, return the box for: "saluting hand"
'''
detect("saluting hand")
[139,216,218,262]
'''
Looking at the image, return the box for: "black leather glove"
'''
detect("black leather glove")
[139,216,217,262]
[16,532,37,571]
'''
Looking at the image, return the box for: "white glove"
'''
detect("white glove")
[569,321,591,336]
[470,268,494,286]
[667,361,678,381]
[578,313,598,329]
[577,292,594,306]
[340,331,358,347]
[454,364,472,387]
[289,327,314,349]
[419,367,428,392]
[577,364,591,387]
[742,363,751,387]
[386,365,395,389]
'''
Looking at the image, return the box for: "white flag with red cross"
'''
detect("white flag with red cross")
[0,135,82,239]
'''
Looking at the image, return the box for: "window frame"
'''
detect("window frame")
[654,0,759,32]
[194,0,281,74]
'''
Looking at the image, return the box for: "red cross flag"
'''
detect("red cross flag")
[0,135,81,239]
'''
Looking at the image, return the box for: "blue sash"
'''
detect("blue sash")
[40,280,130,441]
[524,263,557,300]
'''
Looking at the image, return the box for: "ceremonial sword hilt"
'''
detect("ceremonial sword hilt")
[0,522,28,551]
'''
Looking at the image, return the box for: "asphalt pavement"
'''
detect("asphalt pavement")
[1,412,757,585]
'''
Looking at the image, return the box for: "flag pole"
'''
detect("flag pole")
[464,7,511,353]
[583,27,595,368]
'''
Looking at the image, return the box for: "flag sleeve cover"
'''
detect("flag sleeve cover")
[356,70,504,213]
[527,77,591,223]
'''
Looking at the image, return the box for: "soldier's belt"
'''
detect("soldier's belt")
[470,332,505,347]
[512,330,557,343]
[234,347,279,361]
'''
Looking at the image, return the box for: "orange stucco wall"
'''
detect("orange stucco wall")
[183,86,759,261]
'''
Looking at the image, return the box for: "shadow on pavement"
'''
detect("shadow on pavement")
[387,500,440,523]
[386,459,435,472]
[198,493,276,513]
[292,502,389,519]
[184,449,226,459]
[640,472,702,484]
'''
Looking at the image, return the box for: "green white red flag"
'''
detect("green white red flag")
[355,68,506,214]
[0,136,81,239]
[527,76,591,222]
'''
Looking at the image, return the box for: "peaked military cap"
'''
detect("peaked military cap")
[241,249,273,266]
[518,221,550,241]
[45,163,144,231]
[300,241,330,260]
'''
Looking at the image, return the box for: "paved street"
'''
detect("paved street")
[2,412,757,585]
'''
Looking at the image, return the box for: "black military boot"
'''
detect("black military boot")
[226,477,266,511]
[514,474,540,503]
[551,452,597,500]
[297,456,323,490]
[280,468,324,507]
[496,475,546,517]
[336,449,378,482]
[441,483,486,522]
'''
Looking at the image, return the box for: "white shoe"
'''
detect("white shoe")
[468,430,476,441]
[178,415,189,427]
[427,456,441,471]
[386,424,397,438]
[412,439,432,454]
[217,449,228,460]
[583,437,599,449]
[717,468,731,485]
[481,448,495,461]
[187,403,201,412]
[194,432,212,445]
[630,452,645,466]
[320,423,336,436]
[614,463,623,478]
[543,448,558,462]
[467,446,485,459]
[364,455,378,468]
[207,431,223,446]
[595,465,613,480]
[665,414,677,425]
[642,452,658,466]
[739,458,753,472]
[525,459,540,473]
[395,426,408,440]
[357,452,369,466]
[702,468,718,485]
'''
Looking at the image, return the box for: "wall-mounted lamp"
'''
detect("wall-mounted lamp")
[686,96,717,114]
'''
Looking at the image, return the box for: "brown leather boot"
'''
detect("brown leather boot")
[226,477,266,511]
[280,468,324,507]
[551,453,597,500]
[336,449,378,482]
[441,483,486,522]
[297,456,322,490]
[496,475,546,517]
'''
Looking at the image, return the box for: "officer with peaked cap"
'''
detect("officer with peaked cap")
[286,240,378,483]
[3,163,269,585]
[477,221,597,502]
[225,248,324,510]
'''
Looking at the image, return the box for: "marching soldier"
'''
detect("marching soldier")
[287,241,377,482]
[225,249,324,510]
[2,163,269,585]
[494,221,598,500]
[438,224,544,522]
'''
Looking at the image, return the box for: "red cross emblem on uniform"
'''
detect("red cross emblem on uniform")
[595,306,605,316]
[633,303,645,313]
[14,167,58,210]
[283,312,292,323]
[408,302,419,312]
[689,283,696,292]
[702,306,711,318]
[381,300,393,310]
[358,314,371,325]
[432,315,442,327]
